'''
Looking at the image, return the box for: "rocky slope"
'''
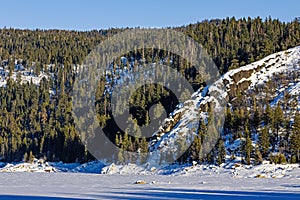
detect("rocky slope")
[149,46,300,164]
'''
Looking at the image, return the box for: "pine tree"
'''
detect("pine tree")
[225,107,233,131]
[245,135,252,165]
[291,113,300,163]
[217,140,226,165]
[264,104,273,126]
[254,145,263,165]
[139,137,148,164]
[259,127,270,158]
[190,135,202,162]
[274,104,284,142]
[252,109,260,133]
[117,150,124,164]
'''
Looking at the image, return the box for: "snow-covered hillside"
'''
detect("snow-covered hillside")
[149,46,300,164]
[218,45,300,105]
[1,47,299,180]
[0,62,49,87]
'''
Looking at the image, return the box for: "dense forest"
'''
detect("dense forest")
[0,17,299,164]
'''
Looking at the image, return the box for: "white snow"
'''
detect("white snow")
[149,46,300,167]
[1,47,300,199]
[0,162,299,199]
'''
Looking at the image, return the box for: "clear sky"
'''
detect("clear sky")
[1,0,299,31]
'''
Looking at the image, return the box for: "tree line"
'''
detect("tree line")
[0,17,299,163]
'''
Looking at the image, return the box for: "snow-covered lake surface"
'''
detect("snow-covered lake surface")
[0,171,299,199]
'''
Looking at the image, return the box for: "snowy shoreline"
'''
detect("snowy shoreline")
[0,160,299,199]
[1,159,299,180]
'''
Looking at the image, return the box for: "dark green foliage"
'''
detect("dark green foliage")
[245,135,253,165]
[0,16,300,164]
[217,140,226,165]
[254,145,263,165]
[0,65,85,162]
[178,17,300,74]
[217,71,300,165]
[259,127,270,158]
[273,104,284,142]
[291,112,300,162]
[139,137,148,164]
[268,153,287,164]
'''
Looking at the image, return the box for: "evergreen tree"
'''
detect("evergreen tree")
[217,140,226,165]
[245,136,253,165]
[117,150,124,164]
[139,137,148,164]
[273,104,284,142]
[259,127,270,158]
[264,104,273,126]
[0,17,300,163]
[190,135,202,162]
[291,113,300,163]
[254,145,263,165]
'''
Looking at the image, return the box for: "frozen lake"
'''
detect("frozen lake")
[0,172,299,199]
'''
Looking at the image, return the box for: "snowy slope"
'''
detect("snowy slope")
[147,84,225,165]
[220,46,300,103]
[149,46,300,163]
[0,70,48,87]
[223,47,299,87]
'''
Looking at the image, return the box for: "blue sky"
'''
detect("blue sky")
[1,0,299,30]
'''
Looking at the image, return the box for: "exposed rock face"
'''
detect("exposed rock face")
[148,46,300,164]
[218,48,300,103]
[149,109,183,144]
